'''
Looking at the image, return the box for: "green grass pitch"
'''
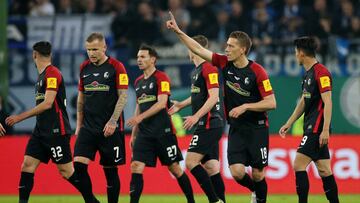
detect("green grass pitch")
[0,194,359,203]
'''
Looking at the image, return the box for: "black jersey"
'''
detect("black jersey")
[190,62,225,130]
[134,70,174,136]
[212,53,274,128]
[78,57,128,132]
[34,65,71,136]
[302,63,332,134]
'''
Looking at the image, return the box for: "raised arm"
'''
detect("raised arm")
[166,11,213,62]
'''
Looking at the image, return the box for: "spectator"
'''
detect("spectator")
[332,0,355,38]
[57,0,73,15]
[159,0,190,45]
[29,0,55,16]
[229,0,250,33]
[209,8,237,45]
[9,0,29,15]
[251,7,276,48]
[187,0,217,37]
[111,0,134,48]
[128,1,163,50]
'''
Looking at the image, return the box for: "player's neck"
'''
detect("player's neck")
[303,58,318,71]
[36,61,51,74]
[193,57,205,67]
[143,66,156,79]
[233,56,249,69]
[95,56,108,66]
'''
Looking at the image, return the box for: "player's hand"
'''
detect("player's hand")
[127,115,143,128]
[319,130,329,148]
[166,11,181,33]
[168,100,181,115]
[5,115,21,127]
[279,123,291,138]
[103,119,117,137]
[183,115,199,130]
[229,105,247,118]
[0,123,6,136]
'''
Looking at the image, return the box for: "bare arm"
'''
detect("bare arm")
[279,95,305,137]
[127,94,169,127]
[103,89,128,137]
[130,104,140,150]
[139,94,168,120]
[168,96,191,115]
[75,91,85,135]
[229,94,276,119]
[319,91,332,147]
[166,11,213,62]
[6,90,57,126]
[0,123,6,136]
[193,88,219,118]
[183,88,220,130]
[244,94,277,112]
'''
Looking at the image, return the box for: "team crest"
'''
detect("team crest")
[104,72,109,79]
[149,82,154,89]
[307,78,311,85]
[244,77,250,85]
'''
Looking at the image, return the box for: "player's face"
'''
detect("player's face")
[85,39,106,65]
[225,37,244,61]
[295,48,303,65]
[137,50,155,70]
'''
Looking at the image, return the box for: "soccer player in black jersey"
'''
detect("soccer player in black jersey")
[126,44,194,203]
[279,37,339,203]
[168,35,225,203]
[167,12,276,203]
[5,41,91,203]
[74,32,128,203]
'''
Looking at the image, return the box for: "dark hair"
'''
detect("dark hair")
[192,35,209,48]
[294,36,318,57]
[229,31,252,55]
[139,44,159,59]
[33,41,52,57]
[86,32,105,42]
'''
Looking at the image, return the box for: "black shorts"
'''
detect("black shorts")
[132,133,183,167]
[227,126,269,168]
[188,127,223,164]
[25,134,72,164]
[74,127,126,166]
[297,133,330,161]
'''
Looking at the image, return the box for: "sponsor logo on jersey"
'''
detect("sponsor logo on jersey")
[137,93,157,104]
[35,93,45,101]
[320,76,331,88]
[84,81,110,91]
[190,85,201,93]
[262,79,273,92]
[208,73,219,85]
[303,91,311,98]
[161,81,170,92]
[119,74,128,85]
[226,81,250,96]
[47,77,57,89]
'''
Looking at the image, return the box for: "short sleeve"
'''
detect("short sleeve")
[252,64,274,98]
[315,66,332,93]
[114,62,129,90]
[212,53,228,69]
[155,72,171,95]
[202,63,220,89]
[45,66,62,91]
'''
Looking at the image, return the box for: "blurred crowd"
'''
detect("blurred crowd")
[8,0,360,52]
